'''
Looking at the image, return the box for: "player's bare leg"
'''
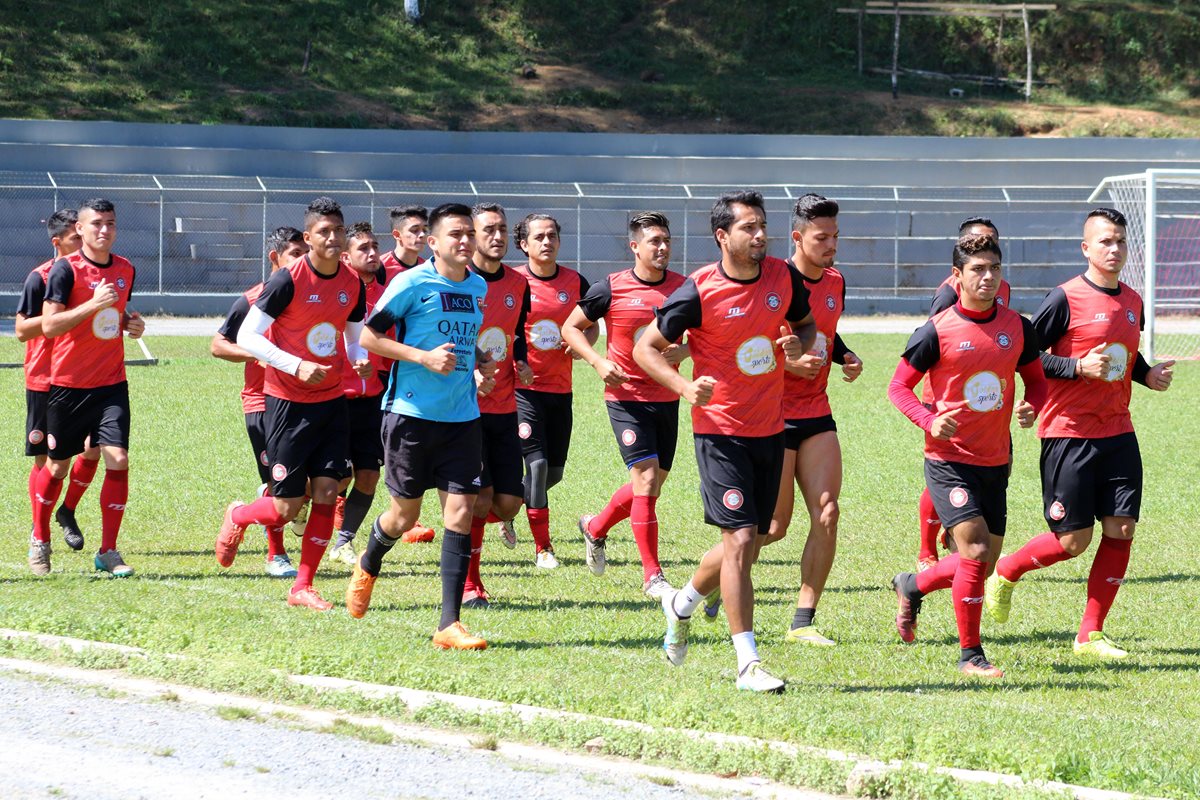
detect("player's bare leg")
[787,431,841,644]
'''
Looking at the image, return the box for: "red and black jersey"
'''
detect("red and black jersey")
[930,275,1012,315]
[44,251,136,390]
[903,304,1039,467]
[254,256,366,404]
[578,268,687,403]
[379,252,424,283]
[657,256,811,438]
[516,263,590,395]
[16,260,55,392]
[472,263,532,415]
[784,264,846,421]
[217,283,268,414]
[1033,275,1144,440]
[341,274,388,399]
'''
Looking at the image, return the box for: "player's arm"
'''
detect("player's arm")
[564,279,626,386]
[887,322,958,439]
[1014,316,1049,428]
[1131,308,1174,391]
[121,268,144,339]
[344,280,372,378]
[238,270,325,383]
[832,332,863,382]
[211,295,257,363]
[14,271,46,342]
[41,259,118,339]
[578,274,601,348]
[634,281,714,405]
[778,268,817,367]
[360,282,457,376]
[513,285,533,384]
[1031,287,1101,379]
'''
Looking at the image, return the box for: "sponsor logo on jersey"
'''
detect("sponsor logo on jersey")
[949,486,969,508]
[337,290,349,306]
[964,370,1003,412]
[529,319,562,350]
[92,307,121,340]
[440,292,477,313]
[957,340,975,352]
[722,489,744,510]
[504,293,516,309]
[995,332,1012,350]
[518,422,532,439]
[478,326,508,362]
[1101,343,1129,383]
[557,290,570,304]
[736,335,776,376]
[825,295,836,310]
[307,293,322,303]
[1126,309,1137,325]
[725,306,746,319]
[765,292,782,311]
[28,429,44,445]
[1048,500,1066,521]
[621,428,637,446]
[272,463,288,481]
[306,322,338,358]
[812,331,829,364]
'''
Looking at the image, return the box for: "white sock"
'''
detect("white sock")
[732,631,759,674]
[672,580,704,618]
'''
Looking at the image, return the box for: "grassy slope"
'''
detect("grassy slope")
[0,333,1197,797]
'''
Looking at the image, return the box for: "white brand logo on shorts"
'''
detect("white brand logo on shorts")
[621,428,637,446]
[529,319,561,351]
[811,331,829,364]
[722,489,744,510]
[518,422,532,440]
[963,371,1003,412]
[1101,343,1128,383]
[306,322,338,358]
[477,326,508,362]
[272,464,288,481]
[1048,500,1066,521]
[92,307,121,340]
[948,487,969,508]
[259,450,269,466]
[28,429,44,445]
[47,434,57,450]
[735,335,775,376]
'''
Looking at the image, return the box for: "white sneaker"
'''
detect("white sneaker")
[499,518,518,549]
[579,515,606,576]
[736,661,785,693]
[265,554,298,578]
[661,590,690,666]
[256,483,269,498]
[535,549,559,569]
[643,572,674,600]
[327,540,357,567]
[289,498,310,538]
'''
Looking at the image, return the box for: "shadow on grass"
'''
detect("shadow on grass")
[830,677,1111,693]
[1052,660,1199,674]
[1027,572,1200,585]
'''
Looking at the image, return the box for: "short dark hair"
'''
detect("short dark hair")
[471,202,507,220]
[1087,207,1127,229]
[428,203,474,233]
[959,216,999,238]
[346,221,375,241]
[514,213,561,254]
[791,193,839,232]
[79,197,115,215]
[952,233,1003,269]
[389,205,428,226]
[628,211,671,238]
[266,226,304,254]
[46,208,78,239]
[304,196,343,229]
[711,190,764,239]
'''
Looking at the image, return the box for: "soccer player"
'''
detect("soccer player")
[463,202,534,608]
[562,211,687,598]
[887,234,1047,678]
[16,209,103,571]
[757,195,863,645]
[34,198,146,577]
[381,205,428,276]
[513,214,595,569]
[216,196,368,611]
[985,208,1174,660]
[211,226,308,578]
[634,190,816,693]
[344,203,492,649]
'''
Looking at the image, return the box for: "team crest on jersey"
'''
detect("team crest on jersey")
[116,278,126,290]
[1048,500,1066,521]
[28,429,44,445]
[272,464,288,481]
[825,295,835,310]
[337,290,349,306]
[1126,309,1137,325]
[621,428,637,446]
[948,487,969,508]
[765,292,782,311]
[557,290,570,304]
[995,332,1012,350]
[722,489,744,510]
[504,293,516,309]
[518,422,532,440]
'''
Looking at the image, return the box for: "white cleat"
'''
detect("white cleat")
[535,549,559,569]
[643,572,674,600]
[661,590,690,666]
[736,661,785,693]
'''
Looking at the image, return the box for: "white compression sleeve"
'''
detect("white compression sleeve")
[344,319,367,363]
[237,304,303,376]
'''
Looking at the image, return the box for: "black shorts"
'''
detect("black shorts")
[479,411,524,497]
[382,413,482,499]
[783,415,837,451]
[924,458,1009,536]
[46,381,130,459]
[244,411,271,485]
[347,395,385,473]
[26,389,49,457]
[265,395,351,498]
[693,433,784,532]
[1040,433,1142,532]
[515,389,573,468]
[605,400,679,472]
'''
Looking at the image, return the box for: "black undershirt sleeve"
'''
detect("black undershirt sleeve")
[785,267,812,324]
[576,275,613,322]
[254,268,295,319]
[656,280,702,343]
[901,321,941,373]
[929,284,958,317]
[1018,316,1041,366]
[513,285,532,363]
[17,271,45,317]
[44,258,75,306]
[1132,352,1152,386]
[578,273,591,300]
[832,333,851,365]
[348,278,367,323]
[1032,287,1077,379]
[217,295,252,342]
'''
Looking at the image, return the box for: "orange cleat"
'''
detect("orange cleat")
[216,502,247,568]
[959,654,1004,678]
[916,555,938,573]
[432,621,487,650]
[345,561,378,619]
[287,585,333,611]
[332,494,346,532]
[400,523,436,544]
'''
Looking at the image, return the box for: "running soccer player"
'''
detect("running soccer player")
[985,208,1174,660]
[381,204,428,277]
[34,198,146,577]
[634,190,816,693]
[463,202,534,608]
[211,226,308,578]
[16,209,102,571]
[562,211,687,598]
[757,194,863,645]
[344,202,492,649]
[888,234,1047,678]
[216,197,368,611]
[513,214,595,569]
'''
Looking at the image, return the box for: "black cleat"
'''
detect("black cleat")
[57,506,85,551]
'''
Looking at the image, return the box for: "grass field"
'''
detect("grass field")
[1,333,1197,798]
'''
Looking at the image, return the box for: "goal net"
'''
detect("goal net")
[1089,169,1200,361]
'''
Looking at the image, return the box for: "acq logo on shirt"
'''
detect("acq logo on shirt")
[440,292,477,313]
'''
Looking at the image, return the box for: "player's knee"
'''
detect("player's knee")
[546,465,565,490]
[817,499,839,533]
[525,458,549,507]
[961,542,990,562]
[47,460,70,480]
[493,494,523,520]
[104,451,129,471]
[1059,528,1092,555]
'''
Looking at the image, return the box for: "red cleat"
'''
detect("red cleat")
[401,523,436,544]
[216,502,247,568]
[892,573,922,644]
[288,585,333,611]
[959,654,1004,678]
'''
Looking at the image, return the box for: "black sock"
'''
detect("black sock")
[361,517,397,577]
[903,572,923,600]
[960,645,986,664]
[439,529,471,630]
[790,607,815,630]
[338,488,375,540]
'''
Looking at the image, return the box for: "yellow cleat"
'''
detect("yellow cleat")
[1073,631,1128,660]
[984,572,1016,624]
[785,625,836,646]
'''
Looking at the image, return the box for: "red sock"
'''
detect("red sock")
[28,463,43,518]
[1078,536,1132,642]
[31,469,63,543]
[997,532,1074,582]
[63,457,99,511]
[265,527,286,559]
[918,488,941,560]
[233,496,290,528]
[526,506,552,552]
[464,516,486,594]
[293,502,333,591]
[99,468,129,553]
[916,552,959,595]
[952,557,988,650]
[485,510,501,524]
[630,494,661,582]
[590,483,634,538]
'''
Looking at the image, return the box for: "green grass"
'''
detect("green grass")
[0,334,1198,798]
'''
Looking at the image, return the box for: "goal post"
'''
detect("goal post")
[1089,169,1200,361]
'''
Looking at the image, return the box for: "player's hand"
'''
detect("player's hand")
[92,279,119,310]
[841,353,863,382]
[296,361,330,384]
[930,407,962,440]
[777,325,803,363]
[516,359,534,385]
[1147,359,1175,391]
[787,352,823,380]
[663,343,690,366]
[352,358,373,379]
[682,375,717,406]
[123,309,145,339]
[475,370,495,396]
[422,342,457,375]
[1015,399,1036,428]
[476,350,497,380]
[1077,342,1111,379]
[594,358,629,387]
[560,339,586,360]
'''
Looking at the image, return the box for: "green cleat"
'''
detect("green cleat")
[701,588,721,622]
[785,625,835,646]
[985,571,1016,624]
[94,550,134,578]
[1073,631,1128,660]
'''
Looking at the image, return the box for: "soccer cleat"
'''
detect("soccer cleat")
[535,549,559,569]
[265,554,298,578]
[327,540,358,567]
[499,518,517,549]
[400,523,436,544]
[785,625,836,646]
[345,561,377,618]
[643,572,674,600]
[287,585,332,612]
[332,495,346,532]
[462,587,491,610]
[916,555,937,573]
[256,483,269,498]
[736,661,786,693]
[432,621,487,650]
[702,588,722,622]
[579,515,606,576]
[94,550,134,578]
[661,590,691,666]
[985,572,1017,624]
[27,540,52,576]
[215,502,247,568]
[56,506,85,551]
[958,653,1004,678]
[892,573,922,643]
[289,498,310,538]
[1073,631,1129,660]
